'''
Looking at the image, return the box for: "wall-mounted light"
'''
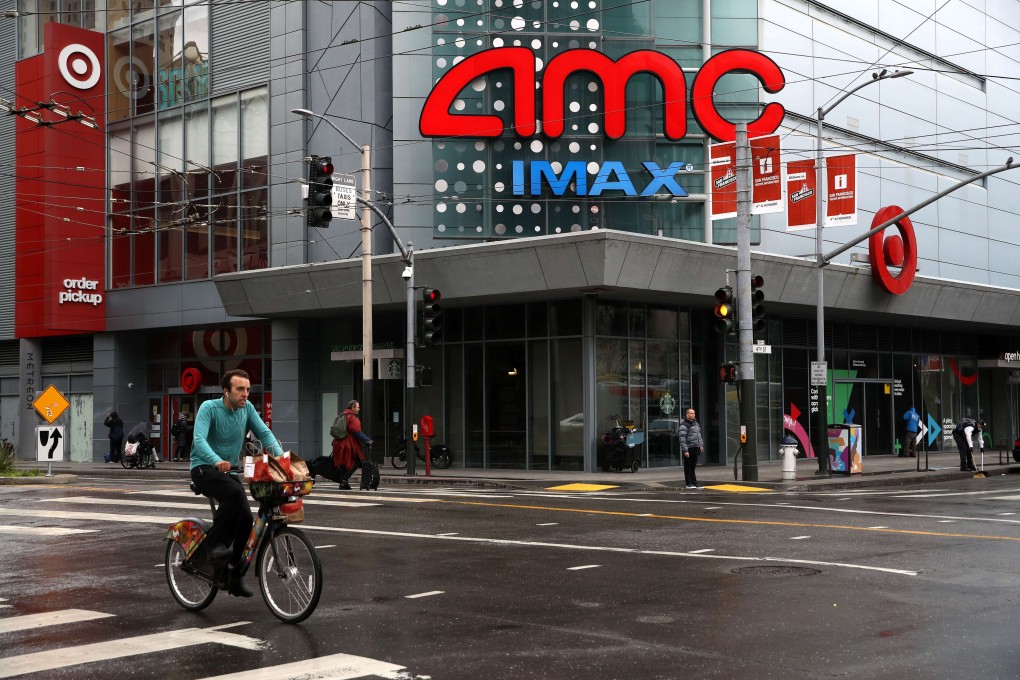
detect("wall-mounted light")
[507,368,519,376]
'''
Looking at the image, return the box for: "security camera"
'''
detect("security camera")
[401,266,413,281]
[127,382,134,389]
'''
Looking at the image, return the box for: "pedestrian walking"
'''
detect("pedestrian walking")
[900,406,920,457]
[952,416,978,472]
[677,407,704,489]
[104,411,124,463]
[171,415,190,461]
[332,400,373,490]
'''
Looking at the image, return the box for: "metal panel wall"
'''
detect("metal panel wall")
[210,1,271,97]
[0,0,17,338]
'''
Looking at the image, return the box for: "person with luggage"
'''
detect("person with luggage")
[677,407,704,489]
[900,406,920,457]
[952,416,978,472]
[332,400,375,490]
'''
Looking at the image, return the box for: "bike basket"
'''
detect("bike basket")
[249,479,314,502]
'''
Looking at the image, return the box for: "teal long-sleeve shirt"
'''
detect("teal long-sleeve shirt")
[190,398,282,470]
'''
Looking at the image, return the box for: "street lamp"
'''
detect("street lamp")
[292,107,375,415]
[813,69,912,475]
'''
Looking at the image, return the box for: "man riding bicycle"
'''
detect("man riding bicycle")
[191,368,282,597]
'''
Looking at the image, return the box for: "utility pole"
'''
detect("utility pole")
[735,123,758,481]
[360,143,374,430]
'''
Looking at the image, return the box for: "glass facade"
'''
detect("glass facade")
[425,0,760,241]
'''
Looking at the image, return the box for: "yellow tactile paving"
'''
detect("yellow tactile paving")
[703,484,773,493]
[545,483,619,492]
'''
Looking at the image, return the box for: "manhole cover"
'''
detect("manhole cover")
[731,566,822,577]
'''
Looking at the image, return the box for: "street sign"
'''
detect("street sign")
[810,361,828,386]
[36,425,64,462]
[752,344,772,354]
[331,173,356,220]
[33,384,70,424]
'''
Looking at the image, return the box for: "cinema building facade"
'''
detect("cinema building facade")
[2,0,1020,471]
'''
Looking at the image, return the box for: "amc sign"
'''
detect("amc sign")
[420,47,787,143]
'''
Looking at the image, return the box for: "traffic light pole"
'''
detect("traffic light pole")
[405,247,417,477]
[735,123,758,481]
[360,144,374,437]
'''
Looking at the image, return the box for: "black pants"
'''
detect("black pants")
[190,465,253,565]
[953,433,971,470]
[109,436,123,462]
[683,447,701,486]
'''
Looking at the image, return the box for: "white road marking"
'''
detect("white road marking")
[688,548,715,554]
[703,507,722,510]
[43,496,379,511]
[405,591,443,599]
[868,526,889,529]
[0,623,262,679]
[638,513,654,517]
[567,565,601,571]
[0,609,114,635]
[892,489,1020,499]
[315,544,337,549]
[198,652,406,680]
[938,520,956,523]
[436,532,459,536]
[987,496,1020,502]
[998,512,1016,516]
[790,536,811,540]
[0,525,98,536]
[0,508,184,525]
[536,522,558,526]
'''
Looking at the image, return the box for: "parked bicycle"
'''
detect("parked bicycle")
[390,435,453,470]
[164,467,322,623]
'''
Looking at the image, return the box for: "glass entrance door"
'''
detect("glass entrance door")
[835,381,894,456]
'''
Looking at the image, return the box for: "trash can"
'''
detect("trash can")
[828,424,862,476]
[779,435,799,481]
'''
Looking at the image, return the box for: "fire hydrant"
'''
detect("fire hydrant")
[779,435,799,481]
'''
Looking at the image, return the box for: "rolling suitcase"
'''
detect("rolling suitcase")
[360,459,380,490]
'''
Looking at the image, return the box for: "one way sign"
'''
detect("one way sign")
[36,426,64,462]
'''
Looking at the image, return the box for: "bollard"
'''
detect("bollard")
[780,436,799,481]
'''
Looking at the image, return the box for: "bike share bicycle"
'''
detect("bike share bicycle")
[164,443,322,623]
[390,435,453,470]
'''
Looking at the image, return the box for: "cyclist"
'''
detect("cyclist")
[191,368,282,597]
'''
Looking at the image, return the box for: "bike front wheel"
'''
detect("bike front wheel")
[257,526,322,623]
[391,451,407,470]
[165,541,218,611]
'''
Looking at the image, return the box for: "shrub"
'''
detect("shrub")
[0,438,15,473]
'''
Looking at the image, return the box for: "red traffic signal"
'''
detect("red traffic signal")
[423,288,441,304]
[319,160,334,176]
[422,288,443,345]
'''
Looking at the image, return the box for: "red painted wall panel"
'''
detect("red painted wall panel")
[15,23,106,338]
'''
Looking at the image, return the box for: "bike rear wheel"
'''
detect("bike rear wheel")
[165,541,218,611]
[391,451,407,470]
[431,451,453,469]
[257,526,322,623]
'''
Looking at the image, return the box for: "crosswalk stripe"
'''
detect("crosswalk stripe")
[0,623,262,679]
[0,609,114,634]
[138,489,434,504]
[0,526,98,536]
[0,508,180,525]
[197,652,406,680]
[41,496,380,511]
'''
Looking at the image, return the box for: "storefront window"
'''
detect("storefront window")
[552,338,584,470]
[240,88,269,189]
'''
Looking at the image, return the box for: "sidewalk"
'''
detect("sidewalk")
[8,450,1018,491]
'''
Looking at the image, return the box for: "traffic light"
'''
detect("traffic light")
[421,288,443,345]
[751,274,766,333]
[713,286,736,334]
[719,362,738,383]
[306,156,334,228]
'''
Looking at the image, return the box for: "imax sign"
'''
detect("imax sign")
[513,160,693,197]
[420,47,787,143]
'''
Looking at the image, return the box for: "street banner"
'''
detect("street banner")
[709,141,737,220]
[825,153,857,226]
[750,134,783,214]
[785,159,817,231]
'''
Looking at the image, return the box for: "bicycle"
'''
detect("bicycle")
[390,436,453,470]
[164,468,322,623]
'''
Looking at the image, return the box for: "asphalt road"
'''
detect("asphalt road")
[1,473,1019,679]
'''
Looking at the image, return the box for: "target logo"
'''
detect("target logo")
[58,43,101,90]
[868,205,918,295]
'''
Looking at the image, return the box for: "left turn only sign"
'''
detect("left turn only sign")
[33,384,70,424]
[37,426,64,462]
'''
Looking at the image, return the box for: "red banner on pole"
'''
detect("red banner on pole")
[710,141,737,220]
[785,159,817,231]
[750,134,782,214]
[825,153,857,227]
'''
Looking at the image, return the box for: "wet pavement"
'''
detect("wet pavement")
[11,448,1019,491]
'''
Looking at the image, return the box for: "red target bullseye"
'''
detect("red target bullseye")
[58,43,101,90]
[868,205,917,295]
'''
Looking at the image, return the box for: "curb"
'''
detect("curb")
[0,474,78,485]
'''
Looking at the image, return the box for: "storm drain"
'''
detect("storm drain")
[731,566,822,578]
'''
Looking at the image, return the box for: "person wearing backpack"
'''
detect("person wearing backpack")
[331,400,373,490]
[104,411,124,463]
[952,417,978,472]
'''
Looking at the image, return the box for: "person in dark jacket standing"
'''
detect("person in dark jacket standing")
[104,411,124,463]
[952,417,978,472]
[677,407,704,489]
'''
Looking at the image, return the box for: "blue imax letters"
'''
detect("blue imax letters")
[512,161,691,197]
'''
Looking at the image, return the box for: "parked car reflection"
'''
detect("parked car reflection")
[648,417,679,463]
